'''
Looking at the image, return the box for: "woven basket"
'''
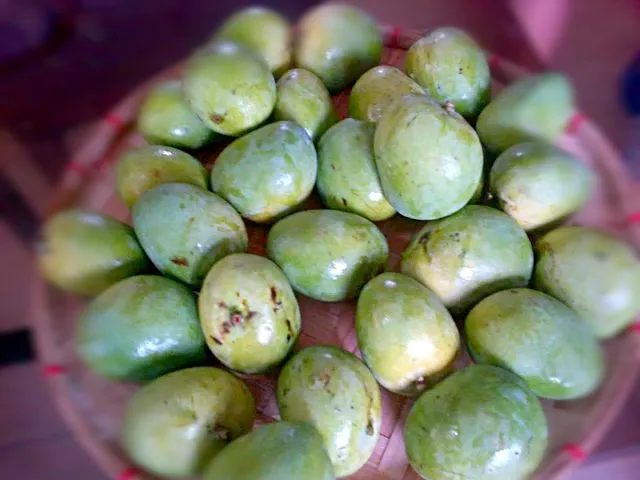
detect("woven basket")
[30,26,640,480]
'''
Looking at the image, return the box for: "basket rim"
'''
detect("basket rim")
[30,24,640,480]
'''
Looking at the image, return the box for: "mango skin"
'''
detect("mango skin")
[121,367,255,478]
[316,118,395,221]
[204,421,335,480]
[476,72,574,154]
[488,141,594,231]
[401,205,533,316]
[198,253,301,374]
[37,209,149,296]
[405,364,548,480]
[295,4,383,92]
[132,183,248,288]
[215,6,292,78]
[534,226,640,338]
[356,273,460,396]
[116,145,208,209]
[183,41,276,136]
[466,288,604,399]
[273,68,338,141]
[349,65,426,123]
[137,80,216,149]
[277,345,381,477]
[267,209,389,301]
[210,121,317,223]
[374,94,483,220]
[75,275,207,382]
[406,27,491,120]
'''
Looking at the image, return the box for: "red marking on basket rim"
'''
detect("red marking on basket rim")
[104,113,126,130]
[93,154,116,172]
[117,467,142,480]
[629,321,640,333]
[43,364,66,377]
[626,211,640,224]
[487,53,502,70]
[565,112,587,134]
[64,162,91,177]
[389,26,401,49]
[562,443,588,461]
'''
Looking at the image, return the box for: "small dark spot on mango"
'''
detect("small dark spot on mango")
[270,286,278,303]
[341,197,348,207]
[222,321,231,334]
[366,419,375,436]
[330,164,336,171]
[170,256,189,266]
[217,301,227,308]
[211,425,230,441]
[319,372,331,389]
[210,113,225,124]
[211,336,223,345]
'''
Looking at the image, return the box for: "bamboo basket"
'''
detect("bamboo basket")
[30,26,640,480]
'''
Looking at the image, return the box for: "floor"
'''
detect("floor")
[1,0,640,479]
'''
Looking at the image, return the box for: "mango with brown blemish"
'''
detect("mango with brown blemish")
[132,183,247,288]
[276,345,381,477]
[121,366,255,477]
[183,41,276,136]
[199,253,300,374]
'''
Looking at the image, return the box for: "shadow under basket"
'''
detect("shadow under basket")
[30,25,640,480]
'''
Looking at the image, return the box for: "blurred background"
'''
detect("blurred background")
[1,0,639,478]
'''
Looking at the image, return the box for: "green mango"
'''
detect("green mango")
[316,118,395,221]
[204,421,335,480]
[295,4,383,92]
[137,80,216,149]
[534,226,640,338]
[277,346,381,477]
[272,68,338,141]
[267,210,389,301]
[76,275,207,382]
[37,209,149,296]
[115,145,208,209]
[349,65,426,123]
[476,72,574,154]
[215,6,292,78]
[210,121,317,223]
[405,364,548,480]
[356,273,460,396]
[132,183,247,287]
[405,27,491,120]
[198,253,300,374]
[401,205,533,316]
[121,367,255,478]
[374,94,483,220]
[488,141,594,231]
[183,41,276,136]
[466,288,603,399]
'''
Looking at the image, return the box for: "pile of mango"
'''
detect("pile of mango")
[37,4,640,480]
